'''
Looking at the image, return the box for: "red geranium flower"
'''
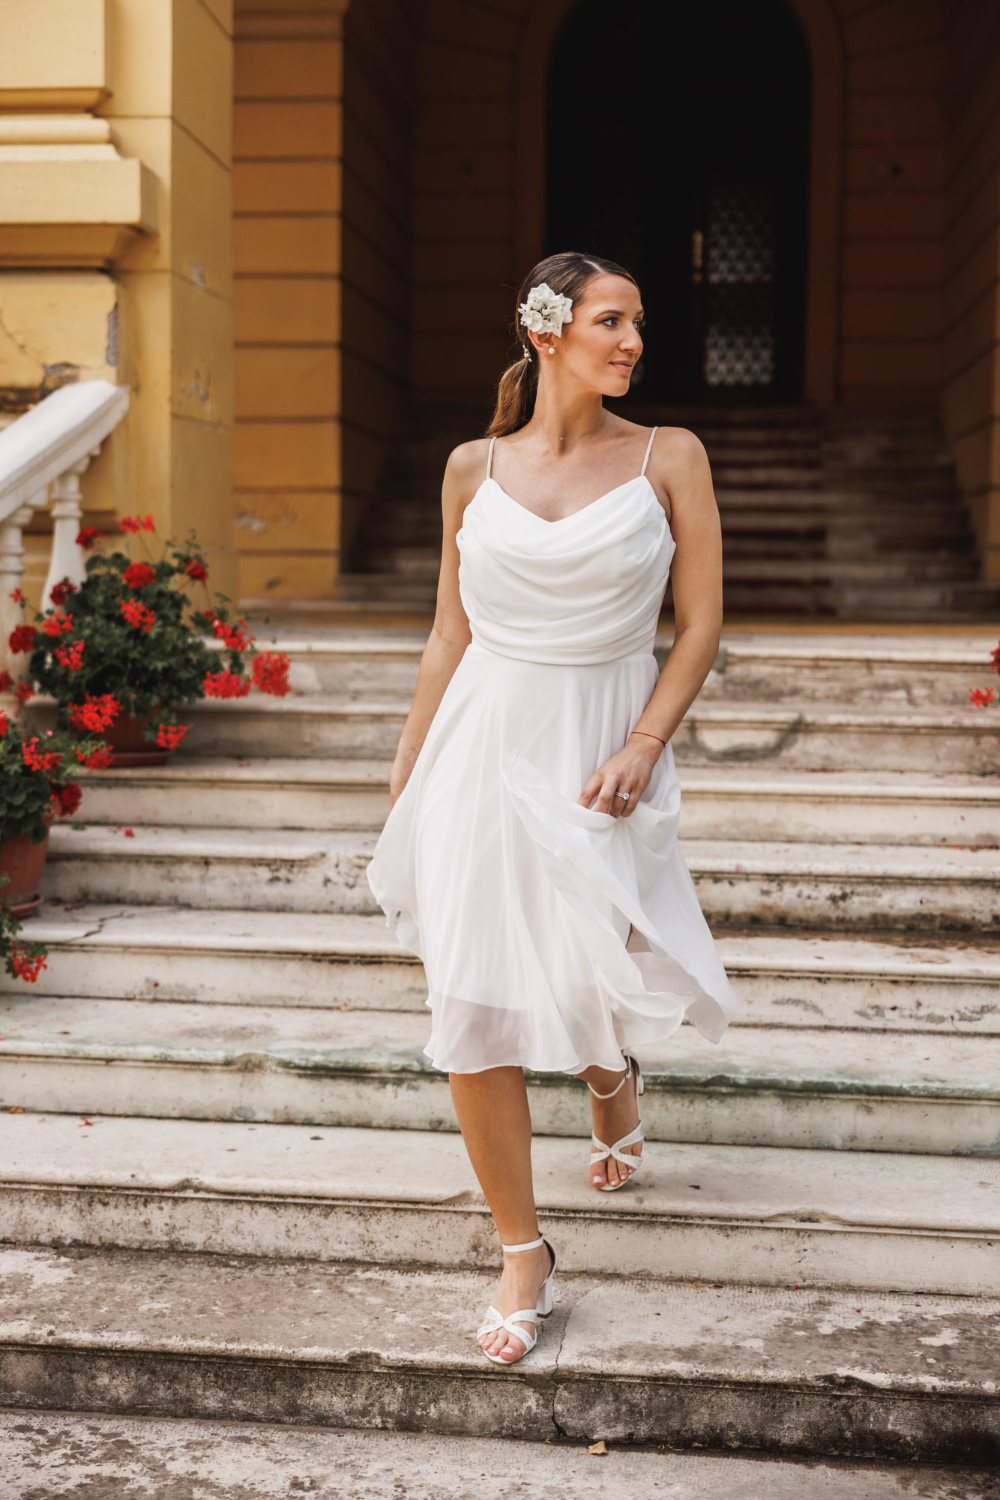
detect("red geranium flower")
[120,597,156,633]
[0,669,11,692]
[13,681,33,704]
[76,526,101,549]
[9,587,23,603]
[50,578,78,606]
[8,624,36,653]
[22,737,62,774]
[68,693,121,733]
[123,561,156,590]
[212,615,255,651]
[156,722,189,750]
[74,741,115,769]
[0,709,8,737]
[251,650,291,697]
[184,558,209,581]
[202,668,251,699]
[43,612,75,638]
[53,782,83,816]
[10,944,47,983]
[55,639,85,671]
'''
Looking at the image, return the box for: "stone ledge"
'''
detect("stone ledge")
[5,1411,992,1500]
[0,1245,997,1461]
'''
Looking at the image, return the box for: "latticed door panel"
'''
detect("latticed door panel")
[702,185,776,389]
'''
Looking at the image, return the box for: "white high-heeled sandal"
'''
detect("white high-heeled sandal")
[588,1052,645,1192]
[476,1234,557,1366]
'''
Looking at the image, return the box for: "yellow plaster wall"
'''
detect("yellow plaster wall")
[233,2,348,601]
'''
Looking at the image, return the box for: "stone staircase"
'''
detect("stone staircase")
[325,404,1000,624]
[2,624,1000,1488]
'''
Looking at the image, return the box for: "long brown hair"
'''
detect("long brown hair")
[485,251,639,438]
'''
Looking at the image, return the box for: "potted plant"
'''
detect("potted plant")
[8,514,291,766]
[0,696,105,918]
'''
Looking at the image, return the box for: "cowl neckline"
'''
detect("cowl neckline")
[478,473,669,536]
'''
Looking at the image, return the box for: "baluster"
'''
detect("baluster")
[42,457,92,608]
[0,501,37,705]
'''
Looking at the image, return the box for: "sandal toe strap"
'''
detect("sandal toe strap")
[590,1121,645,1168]
[477,1306,538,1350]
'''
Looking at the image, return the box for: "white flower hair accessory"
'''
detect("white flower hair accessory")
[519,282,574,341]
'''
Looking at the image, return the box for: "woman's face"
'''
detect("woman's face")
[537,272,645,396]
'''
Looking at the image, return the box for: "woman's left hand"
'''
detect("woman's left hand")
[578,735,662,818]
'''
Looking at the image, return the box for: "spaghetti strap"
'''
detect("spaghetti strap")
[486,435,497,480]
[640,426,659,477]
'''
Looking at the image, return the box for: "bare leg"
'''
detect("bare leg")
[449,1066,553,1362]
[576,1059,643,1189]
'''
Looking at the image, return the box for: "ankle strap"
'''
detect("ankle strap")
[501,1235,544,1253]
[587,1056,632,1100]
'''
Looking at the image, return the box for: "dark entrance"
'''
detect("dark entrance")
[544,0,811,404]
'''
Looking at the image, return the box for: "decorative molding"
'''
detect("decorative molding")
[0,116,112,147]
[0,0,109,113]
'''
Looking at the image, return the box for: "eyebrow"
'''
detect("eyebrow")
[594,308,645,318]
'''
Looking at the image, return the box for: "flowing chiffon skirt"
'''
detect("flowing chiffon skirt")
[366,638,740,1075]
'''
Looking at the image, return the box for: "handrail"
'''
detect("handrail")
[0,381,129,520]
[0,380,130,701]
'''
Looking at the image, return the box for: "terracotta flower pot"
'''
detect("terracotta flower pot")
[0,825,51,917]
[105,703,171,766]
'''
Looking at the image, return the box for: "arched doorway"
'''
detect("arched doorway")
[544,0,811,404]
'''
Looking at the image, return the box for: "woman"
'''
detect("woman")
[367,251,740,1367]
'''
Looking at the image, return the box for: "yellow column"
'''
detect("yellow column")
[233,0,349,602]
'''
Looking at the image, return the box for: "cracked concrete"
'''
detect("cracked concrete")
[0,1245,997,1463]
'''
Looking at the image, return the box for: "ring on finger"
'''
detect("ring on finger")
[613,788,631,803]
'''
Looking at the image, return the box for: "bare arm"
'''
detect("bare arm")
[388,441,480,805]
[579,428,724,814]
[630,428,724,745]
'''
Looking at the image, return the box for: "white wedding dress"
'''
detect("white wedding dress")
[366,426,741,1074]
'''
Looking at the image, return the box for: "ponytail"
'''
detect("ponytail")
[485,349,538,438]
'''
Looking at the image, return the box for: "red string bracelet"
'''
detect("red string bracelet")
[630,729,667,746]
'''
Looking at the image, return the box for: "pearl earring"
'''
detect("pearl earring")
[547,347,555,355]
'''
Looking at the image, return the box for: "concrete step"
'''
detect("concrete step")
[71,760,1000,847]
[3,998,998,1154]
[336,577,998,622]
[699,631,998,707]
[373,550,981,586]
[1,1244,996,1460]
[39,821,1000,930]
[3,1112,998,1295]
[199,626,999,707]
[160,695,998,771]
[7,1412,988,1500]
[19,904,1000,1032]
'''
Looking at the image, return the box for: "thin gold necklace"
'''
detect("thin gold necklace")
[531,410,610,446]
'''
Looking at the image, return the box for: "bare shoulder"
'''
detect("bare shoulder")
[642,425,714,525]
[653,424,709,468]
[443,437,492,502]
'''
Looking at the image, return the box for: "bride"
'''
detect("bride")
[367,251,739,1367]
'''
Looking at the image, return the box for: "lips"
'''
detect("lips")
[611,362,634,375]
